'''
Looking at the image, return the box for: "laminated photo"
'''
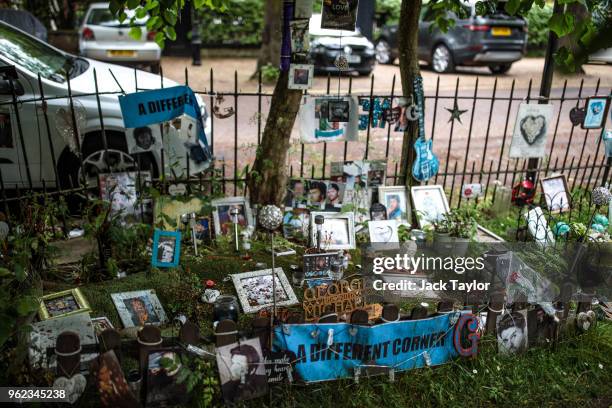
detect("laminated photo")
[509,102,553,158]
[320,0,359,31]
[299,96,359,143]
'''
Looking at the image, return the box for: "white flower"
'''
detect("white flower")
[472,369,478,374]
[598,364,604,370]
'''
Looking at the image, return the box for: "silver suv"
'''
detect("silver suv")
[79,2,161,73]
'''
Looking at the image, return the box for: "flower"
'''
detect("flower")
[598,363,604,370]
[472,369,478,374]
[592,186,611,206]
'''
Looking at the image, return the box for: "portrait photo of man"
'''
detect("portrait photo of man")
[217,339,268,403]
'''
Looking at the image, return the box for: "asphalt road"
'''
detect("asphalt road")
[161,57,612,189]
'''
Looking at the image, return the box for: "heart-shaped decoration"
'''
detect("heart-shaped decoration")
[520,115,546,145]
[53,373,87,404]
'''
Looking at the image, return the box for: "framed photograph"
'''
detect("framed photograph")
[99,171,152,224]
[145,348,188,407]
[217,338,268,404]
[303,252,338,287]
[288,64,313,90]
[310,211,356,250]
[509,102,554,158]
[230,268,299,314]
[324,181,345,210]
[111,290,167,328]
[583,96,610,129]
[211,196,252,236]
[38,288,91,321]
[320,0,359,31]
[497,310,528,355]
[540,175,571,213]
[330,160,385,190]
[283,207,310,241]
[92,351,141,407]
[378,185,410,222]
[92,316,114,334]
[328,100,350,122]
[290,20,309,54]
[194,216,212,241]
[152,230,181,268]
[411,185,450,228]
[368,220,400,244]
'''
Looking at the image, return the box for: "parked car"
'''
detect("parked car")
[0,21,211,190]
[79,2,161,73]
[309,14,376,76]
[375,1,527,74]
[0,9,47,41]
[589,47,612,64]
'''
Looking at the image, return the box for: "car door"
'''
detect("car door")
[0,62,39,188]
[417,6,434,60]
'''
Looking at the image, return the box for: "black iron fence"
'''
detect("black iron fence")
[0,65,610,221]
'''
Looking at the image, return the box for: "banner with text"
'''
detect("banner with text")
[273,311,477,382]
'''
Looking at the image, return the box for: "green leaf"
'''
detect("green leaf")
[0,267,11,278]
[155,31,166,48]
[127,0,140,9]
[14,263,25,282]
[16,296,39,316]
[129,26,142,40]
[505,0,521,15]
[135,7,147,19]
[164,26,177,41]
[145,1,159,11]
[548,13,575,37]
[0,316,13,348]
[109,0,122,16]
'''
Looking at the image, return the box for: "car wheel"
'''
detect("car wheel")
[431,44,455,74]
[375,40,395,64]
[488,63,513,75]
[57,132,154,192]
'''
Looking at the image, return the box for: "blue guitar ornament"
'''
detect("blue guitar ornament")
[411,75,439,182]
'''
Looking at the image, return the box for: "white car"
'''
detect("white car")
[0,21,211,190]
[589,47,612,64]
[79,2,161,72]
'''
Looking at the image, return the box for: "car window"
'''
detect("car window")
[0,23,88,83]
[86,8,147,27]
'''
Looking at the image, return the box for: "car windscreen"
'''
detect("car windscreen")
[86,8,147,27]
[0,23,89,83]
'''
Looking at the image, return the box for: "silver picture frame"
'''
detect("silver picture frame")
[310,211,356,250]
[211,196,253,236]
[230,268,299,314]
[410,185,450,228]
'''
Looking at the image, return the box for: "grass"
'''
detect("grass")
[42,234,612,408]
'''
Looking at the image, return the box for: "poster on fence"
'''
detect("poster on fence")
[320,0,359,31]
[299,96,359,143]
[272,311,478,382]
[509,102,553,158]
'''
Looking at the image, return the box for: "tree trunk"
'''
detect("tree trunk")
[248,71,303,206]
[398,0,422,189]
[255,0,283,73]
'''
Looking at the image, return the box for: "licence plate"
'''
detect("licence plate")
[347,55,361,63]
[107,50,136,57]
[491,27,512,36]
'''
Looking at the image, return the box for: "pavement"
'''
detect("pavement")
[159,57,612,189]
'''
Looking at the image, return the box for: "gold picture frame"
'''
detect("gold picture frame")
[38,288,91,321]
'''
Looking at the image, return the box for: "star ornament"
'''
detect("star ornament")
[446,101,468,124]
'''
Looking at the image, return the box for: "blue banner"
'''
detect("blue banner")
[119,85,211,160]
[273,312,478,383]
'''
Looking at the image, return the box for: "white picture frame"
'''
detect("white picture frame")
[111,290,167,328]
[211,196,253,236]
[540,174,571,213]
[288,64,313,90]
[310,211,356,250]
[509,102,554,158]
[230,268,299,314]
[368,220,400,245]
[378,185,410,222]
[410,185,450,228]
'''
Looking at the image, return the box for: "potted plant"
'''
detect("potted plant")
[432,216,452,253]
[447,206,478,256]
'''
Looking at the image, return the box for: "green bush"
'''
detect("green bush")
[197,0,265,46]
[525,4,553,51]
